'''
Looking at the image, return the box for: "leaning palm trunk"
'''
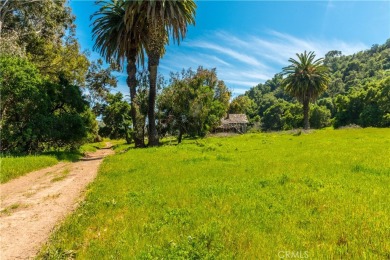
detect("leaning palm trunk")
[147,53,159,146]
[146,24,165,147]
[303,98,310,130]
[127,49,145,147]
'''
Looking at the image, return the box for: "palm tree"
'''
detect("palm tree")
[91,0,147,147]
[282,51,330,129]
[125,0,196,146]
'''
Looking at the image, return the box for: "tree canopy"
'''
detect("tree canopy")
[0,0,100,153]
[0,56,96,153]
[282,51,330,129]
[158,67,230,143]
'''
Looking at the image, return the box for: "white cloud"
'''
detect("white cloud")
[252,29,367,66]
[224,79,260,88]
[188,41,265,68]
[159,29,368,94]
[200,54,231,67]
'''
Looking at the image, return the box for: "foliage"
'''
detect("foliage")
[1,0,89,85]
[254,100,331,131]
[261,101,303,131]
[244,39,390,131]
[0,0,100,153]
[40,128,390,259]
[1,0,74,42]
[324,40,390,95]
[158,67,231,142]
[282,51,330,103]
[98,68,163,147]
[85,59,118,115]
[333,77,390,128]
[0,56,94,153]
[0,31,25,57]
[28,37,90,86]
[99,93,132,144]
[245,74,287,120]
[309,105,332,129]
[229,95,255,115]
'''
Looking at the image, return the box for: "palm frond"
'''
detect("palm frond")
[90,0,147,68]
[282,51,330,102]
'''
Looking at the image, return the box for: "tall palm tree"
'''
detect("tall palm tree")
[282,51,330,129]
[125,0,196,146]
[91,0,147,147]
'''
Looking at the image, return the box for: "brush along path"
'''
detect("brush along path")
[0,144,114,260]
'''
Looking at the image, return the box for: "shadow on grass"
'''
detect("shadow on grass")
[42,151,83,162]
[80,157,105,161]
[159,138,179,146]
[158,136,203,146]
[111,142,136,154]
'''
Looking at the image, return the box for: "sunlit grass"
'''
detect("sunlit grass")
[0,156,58,183]
[79,141,107,153]
[41,128,390,258]
[0,141,108,183]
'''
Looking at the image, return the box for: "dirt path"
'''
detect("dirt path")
[0,145,114,259]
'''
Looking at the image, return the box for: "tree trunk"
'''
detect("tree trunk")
[126,49,145,148]
[178,128,183,144]
[124,124,131,144]
[303,99,310,130]
[147,53,159,147]
[146,22,165,147]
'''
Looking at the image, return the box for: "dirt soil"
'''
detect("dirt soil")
[0,145,114,259]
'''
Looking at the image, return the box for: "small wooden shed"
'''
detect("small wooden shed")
[217,114,249,133]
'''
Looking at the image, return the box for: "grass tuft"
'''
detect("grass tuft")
[50,169,70,182]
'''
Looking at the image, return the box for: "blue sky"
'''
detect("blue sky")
[70,0,390,96]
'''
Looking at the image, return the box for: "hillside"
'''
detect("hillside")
[237,39,390,130]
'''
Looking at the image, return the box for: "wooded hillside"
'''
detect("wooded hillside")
[235,39,390,130]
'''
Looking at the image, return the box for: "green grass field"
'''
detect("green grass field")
[0,141,107,184]
[79,141,108,153]
[0,155,59,183]
[41,128,390,259]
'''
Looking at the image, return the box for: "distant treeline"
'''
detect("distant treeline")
[230,39,390,130]
[1,0,389,153]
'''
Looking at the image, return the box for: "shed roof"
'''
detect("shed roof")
[221,114,249,124]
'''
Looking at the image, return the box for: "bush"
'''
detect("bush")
[0,55,96,153]
[310,105,332,129]
[261,101,303,131]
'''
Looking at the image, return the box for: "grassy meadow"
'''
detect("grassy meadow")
[0,156,59,183]
[41,128,390,259]
[0,141,107,184]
